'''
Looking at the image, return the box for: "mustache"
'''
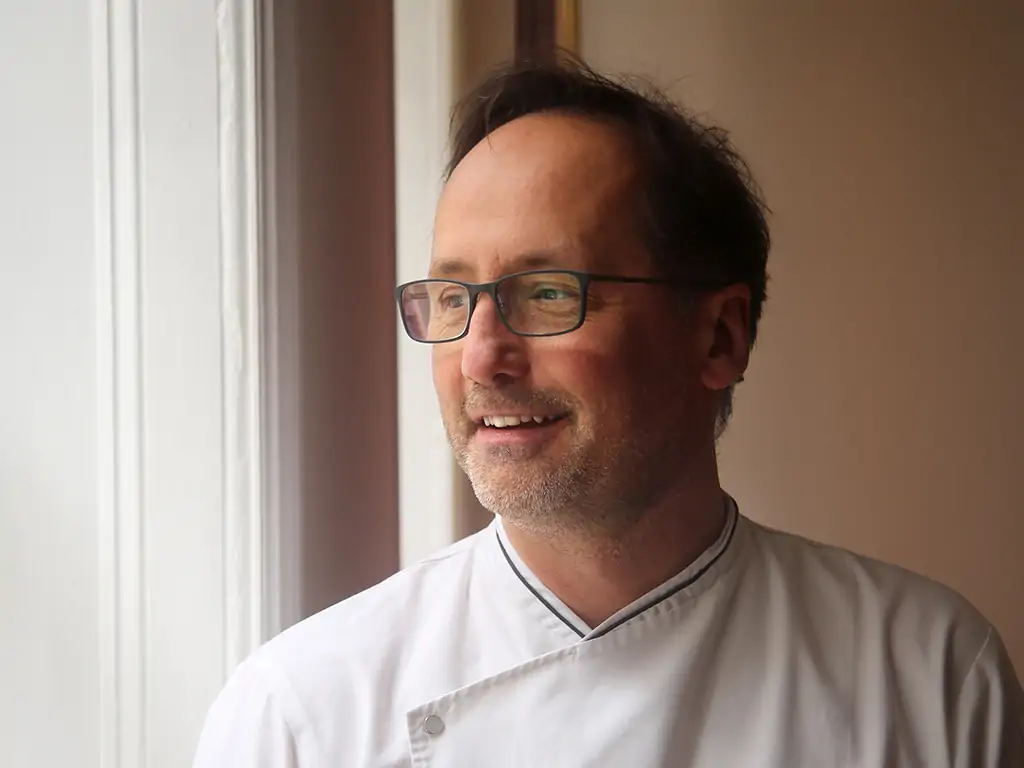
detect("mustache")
[461,386,574,416]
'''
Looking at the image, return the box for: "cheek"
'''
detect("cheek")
[431,346,463,410]
[555,323,693,424]
[540,338,650,420]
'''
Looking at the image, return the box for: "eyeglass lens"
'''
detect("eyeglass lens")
[399,271,584,342]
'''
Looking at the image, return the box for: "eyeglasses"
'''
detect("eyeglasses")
[394,269,680,344]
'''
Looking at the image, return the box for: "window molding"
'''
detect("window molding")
[394,0,462,566]
[216,0,268,675]
[93,1,145,765]
[93,1,271,764]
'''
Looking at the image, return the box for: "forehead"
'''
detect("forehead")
[431,113,644,279]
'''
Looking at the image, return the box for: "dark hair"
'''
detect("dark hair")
[446,58,770,435]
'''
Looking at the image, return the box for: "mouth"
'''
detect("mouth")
[478,414,565,429]
[469,412,570,452]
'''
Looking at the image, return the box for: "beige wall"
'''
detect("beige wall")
[582,0,1024,671]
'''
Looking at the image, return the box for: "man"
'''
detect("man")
[194,61,1023,766]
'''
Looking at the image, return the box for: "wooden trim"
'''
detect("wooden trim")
[554,0,579,55]
[515,0,578,63]
[514,0,555,64]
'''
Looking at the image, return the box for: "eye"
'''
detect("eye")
[530,285,575,301]
[534,287,562,300]
[438,290,466,310]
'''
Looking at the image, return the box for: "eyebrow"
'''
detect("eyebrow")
[428,251,571,279]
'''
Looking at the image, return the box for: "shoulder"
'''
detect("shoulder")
[195,530,489,765]
[740,516,1024,757]
[194,651,315,767]
[742,516,995,679]
[745,516,987,623]
[741,514,1024,761]
[261,528,485,689]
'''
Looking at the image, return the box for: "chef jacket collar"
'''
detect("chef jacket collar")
[491,495,741,642]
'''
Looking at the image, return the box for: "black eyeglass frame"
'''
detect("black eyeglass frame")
[394,268,696,344]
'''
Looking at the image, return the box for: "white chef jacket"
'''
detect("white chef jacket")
[193,500,1024,766]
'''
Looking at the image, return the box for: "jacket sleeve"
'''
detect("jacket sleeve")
[193,656,314,768]
[954,626,1024,768]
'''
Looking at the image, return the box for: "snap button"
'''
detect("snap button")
[423,714,445,736]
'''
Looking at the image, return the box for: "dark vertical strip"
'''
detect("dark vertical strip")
[515,0,556,65]
[293,0,399,619]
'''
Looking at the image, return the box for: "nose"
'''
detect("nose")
[459,294,530,387]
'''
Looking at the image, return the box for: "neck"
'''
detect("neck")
[501,459,728,629]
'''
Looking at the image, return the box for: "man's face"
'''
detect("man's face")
[430,113,716,536]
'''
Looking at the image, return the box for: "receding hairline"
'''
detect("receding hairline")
[446,108,648,186]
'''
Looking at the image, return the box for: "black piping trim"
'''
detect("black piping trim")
[496,531,587,639]
[586,508,739,641]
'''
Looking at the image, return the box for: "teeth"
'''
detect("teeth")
[482,414,556,428]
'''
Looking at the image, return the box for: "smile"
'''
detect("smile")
[480,414,562,428]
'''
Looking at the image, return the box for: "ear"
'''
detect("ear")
[696,284,751,392]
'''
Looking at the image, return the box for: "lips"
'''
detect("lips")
[470,411,569,452]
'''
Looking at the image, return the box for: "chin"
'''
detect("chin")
[467,458,583,521]
[466,441,569,481]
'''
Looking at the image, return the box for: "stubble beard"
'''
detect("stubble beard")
[447,413,681,541]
